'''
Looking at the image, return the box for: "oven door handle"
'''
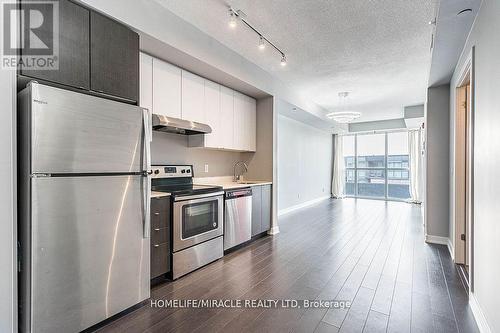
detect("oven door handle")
[173,191,225,202]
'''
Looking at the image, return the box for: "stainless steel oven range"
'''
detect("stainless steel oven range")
[151,165,224,279]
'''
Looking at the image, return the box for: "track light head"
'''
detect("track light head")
[258,36,266,50]
[280,55,287,66]
[228,10,237,28]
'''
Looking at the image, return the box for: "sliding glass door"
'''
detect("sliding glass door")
[342,131,410,201]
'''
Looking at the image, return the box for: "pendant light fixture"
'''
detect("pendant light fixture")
[326,92,361,123]
[228,7,287,67]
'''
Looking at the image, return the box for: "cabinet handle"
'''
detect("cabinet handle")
[154,228,160,231]
[153,244,159,248]
[154,212,160,216]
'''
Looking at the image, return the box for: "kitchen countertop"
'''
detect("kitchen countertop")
[193,176,272,191]
[151,191,170,198]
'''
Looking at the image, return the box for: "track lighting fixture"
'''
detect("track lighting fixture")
[227,7,287,67]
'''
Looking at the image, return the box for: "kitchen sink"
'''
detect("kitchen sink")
[236,181,261,184]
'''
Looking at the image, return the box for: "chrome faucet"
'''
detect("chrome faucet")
[233,161,248,182]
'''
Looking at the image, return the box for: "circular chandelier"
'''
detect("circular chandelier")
[326,92,361,123]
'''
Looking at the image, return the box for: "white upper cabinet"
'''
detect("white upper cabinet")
[139,52,153,112]
[153,58,181,118]
[203,80,221,148]
[246,96,257,151]
[142,54,256,152]
[220,86,235,149]
[181,71,205,123]
[233,91,246,150]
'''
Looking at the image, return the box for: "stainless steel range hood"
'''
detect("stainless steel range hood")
[152,114,212,135]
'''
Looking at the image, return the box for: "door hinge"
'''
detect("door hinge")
[461,233,466,241]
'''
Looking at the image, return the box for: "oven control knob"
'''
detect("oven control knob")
[213,223,217,227]
[187,169,191,173]
[154,170,159,175]
[181,169,186,173]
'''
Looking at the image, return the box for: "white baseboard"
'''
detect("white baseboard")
[424,235,455,260]
[424,234,449,245]
[447,238,454,261]
[278,196,331,217]
[470,292,492,333]
[267,226,280,235]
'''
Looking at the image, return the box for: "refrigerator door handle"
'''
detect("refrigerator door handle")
[142,174,151,238]
[142,108,152,238]
[143,108,152,171]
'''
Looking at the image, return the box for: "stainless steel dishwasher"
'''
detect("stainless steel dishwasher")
[224,188,252,250]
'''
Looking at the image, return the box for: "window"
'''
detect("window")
[387,132,410,199]
[342,131,410,201]
[343,135,355,195]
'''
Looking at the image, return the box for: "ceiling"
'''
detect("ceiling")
[155,0,437,123]
[428,0,481,87]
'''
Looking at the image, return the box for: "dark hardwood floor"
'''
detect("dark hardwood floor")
[95,198,479,333]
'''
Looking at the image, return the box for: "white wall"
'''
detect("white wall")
[277,114,332,213]
[425,85,450,238]
[0,69,17,332]
[450,1,500,331]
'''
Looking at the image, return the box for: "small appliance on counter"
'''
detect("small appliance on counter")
[224,188,253,250]
[151,165,224,279]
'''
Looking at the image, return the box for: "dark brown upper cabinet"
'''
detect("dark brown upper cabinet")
[20,0,90,89]
[90,11,139,103]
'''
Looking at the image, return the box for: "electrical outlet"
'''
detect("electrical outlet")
[204,164,209,173]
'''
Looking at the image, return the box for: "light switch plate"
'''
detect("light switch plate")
[204,164,209,173]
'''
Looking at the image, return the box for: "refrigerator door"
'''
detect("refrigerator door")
[29,175,150,333]
[28,83,145,174]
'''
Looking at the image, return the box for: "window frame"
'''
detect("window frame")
[343,130,410,201]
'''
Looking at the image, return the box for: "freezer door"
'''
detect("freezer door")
[29,176,150,333]
[28,83,145,173]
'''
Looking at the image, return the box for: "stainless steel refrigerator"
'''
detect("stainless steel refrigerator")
[18,82,152,333]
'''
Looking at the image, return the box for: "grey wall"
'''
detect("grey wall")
[151,132,246,177]
[450,0,500,330]
[404,104,425,118]
[243,97,274,181]
[0,69,16,332]
[277,114,333,212]
[425,84,450,238]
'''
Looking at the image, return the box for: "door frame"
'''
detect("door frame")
[453,48,475,291]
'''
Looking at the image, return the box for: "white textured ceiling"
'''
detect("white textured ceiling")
[155,0,437,122]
